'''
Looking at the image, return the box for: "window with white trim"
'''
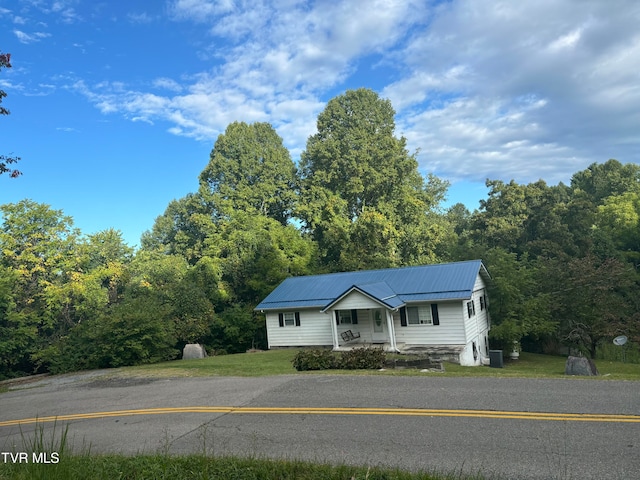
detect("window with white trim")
[278,312,300,327]
[407,306,432,325]
[283,312,295,326]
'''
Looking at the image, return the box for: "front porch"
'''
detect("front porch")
[329,306,399,352]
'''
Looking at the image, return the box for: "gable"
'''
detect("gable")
[329,290,387,311]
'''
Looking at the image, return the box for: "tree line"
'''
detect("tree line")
[1,88,639,379]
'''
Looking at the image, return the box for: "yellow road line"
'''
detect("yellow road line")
[1,407,639,427]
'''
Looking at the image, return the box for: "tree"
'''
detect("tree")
[571,159,640,205]
[0,266,38,378]
[482,248,556,352]
[298,88,450,270]
[541,255,635,358]
[0,200,80,321]
[141,193,216,263]
[199,121,298,225]
[1,52,21,178]
[595,191,640,264]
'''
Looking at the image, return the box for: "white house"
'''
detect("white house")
[255,260,491,366]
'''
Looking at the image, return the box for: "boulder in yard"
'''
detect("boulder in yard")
[182,344,207,360]
[565,356,599,376]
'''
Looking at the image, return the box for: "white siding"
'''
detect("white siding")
[266,310,333,347]
[464,273,490,344]
[332,291,383,310]
[393,302,466,345]
[458,272,491,365]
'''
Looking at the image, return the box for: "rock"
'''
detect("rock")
[182,343,207,360]
[565,356,599,376]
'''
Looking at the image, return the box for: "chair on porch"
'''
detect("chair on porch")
[340,330,361,342]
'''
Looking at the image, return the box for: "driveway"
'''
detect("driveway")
[1,372,639,479]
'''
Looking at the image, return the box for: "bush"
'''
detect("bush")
[339,347,386,370]
[292,349,337,371]
[292,347,387,371]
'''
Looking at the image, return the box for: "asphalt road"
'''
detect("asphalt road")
[1,372,639,479]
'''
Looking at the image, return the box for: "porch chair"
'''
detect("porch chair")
[340,329,361,342]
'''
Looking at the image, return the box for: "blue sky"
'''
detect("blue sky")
[1,0,639,248]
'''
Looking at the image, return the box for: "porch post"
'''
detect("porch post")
[329,310,340,350]
[386,309,398,352]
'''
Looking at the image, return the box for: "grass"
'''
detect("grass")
[122,348,299,377]
[0,422,485,480]
[114,350,640,381]
[0,455,487,480]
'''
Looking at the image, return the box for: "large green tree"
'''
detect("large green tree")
[0,200,80,321]
[541,255,636,358]
[571,159,640,205]
[298,88,450,270]
[199,121,298,225]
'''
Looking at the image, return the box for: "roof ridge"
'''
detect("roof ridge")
[282,259,482,281]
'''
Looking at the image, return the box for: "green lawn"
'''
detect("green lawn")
[117,350,640,381]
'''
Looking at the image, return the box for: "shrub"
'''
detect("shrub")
[292,349,337,371]
[339,347,386,370]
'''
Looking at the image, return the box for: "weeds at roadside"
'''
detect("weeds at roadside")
[0,421,489,480]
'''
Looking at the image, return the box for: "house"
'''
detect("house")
[255,260,491,366]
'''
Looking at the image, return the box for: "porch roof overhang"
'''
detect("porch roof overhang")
[320,281,406,312]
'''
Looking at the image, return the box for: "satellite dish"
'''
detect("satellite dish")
[613,335,628,346]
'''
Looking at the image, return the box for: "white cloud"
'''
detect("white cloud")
[153,77,184,92]
[74,0,640,186]
[51,0,80,23]
[13,29,51,43]
[169,0,234,21]
[77,0,419,148]
[127,12,152,24]
[383,0,640,183]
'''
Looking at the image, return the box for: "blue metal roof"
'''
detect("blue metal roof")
[255,260,489,311]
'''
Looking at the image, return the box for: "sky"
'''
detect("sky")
[1,0,639,248]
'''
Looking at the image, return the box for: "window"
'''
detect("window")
[338,310,352,324]
[278,312,300,327]
[407,306,432,325]
[479,295,485,311]
[467,301,475,318]
[283,313,295,326]
[400,304,439,326]
[335,309,358,325]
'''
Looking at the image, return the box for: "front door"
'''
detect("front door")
[371,309,387,343]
